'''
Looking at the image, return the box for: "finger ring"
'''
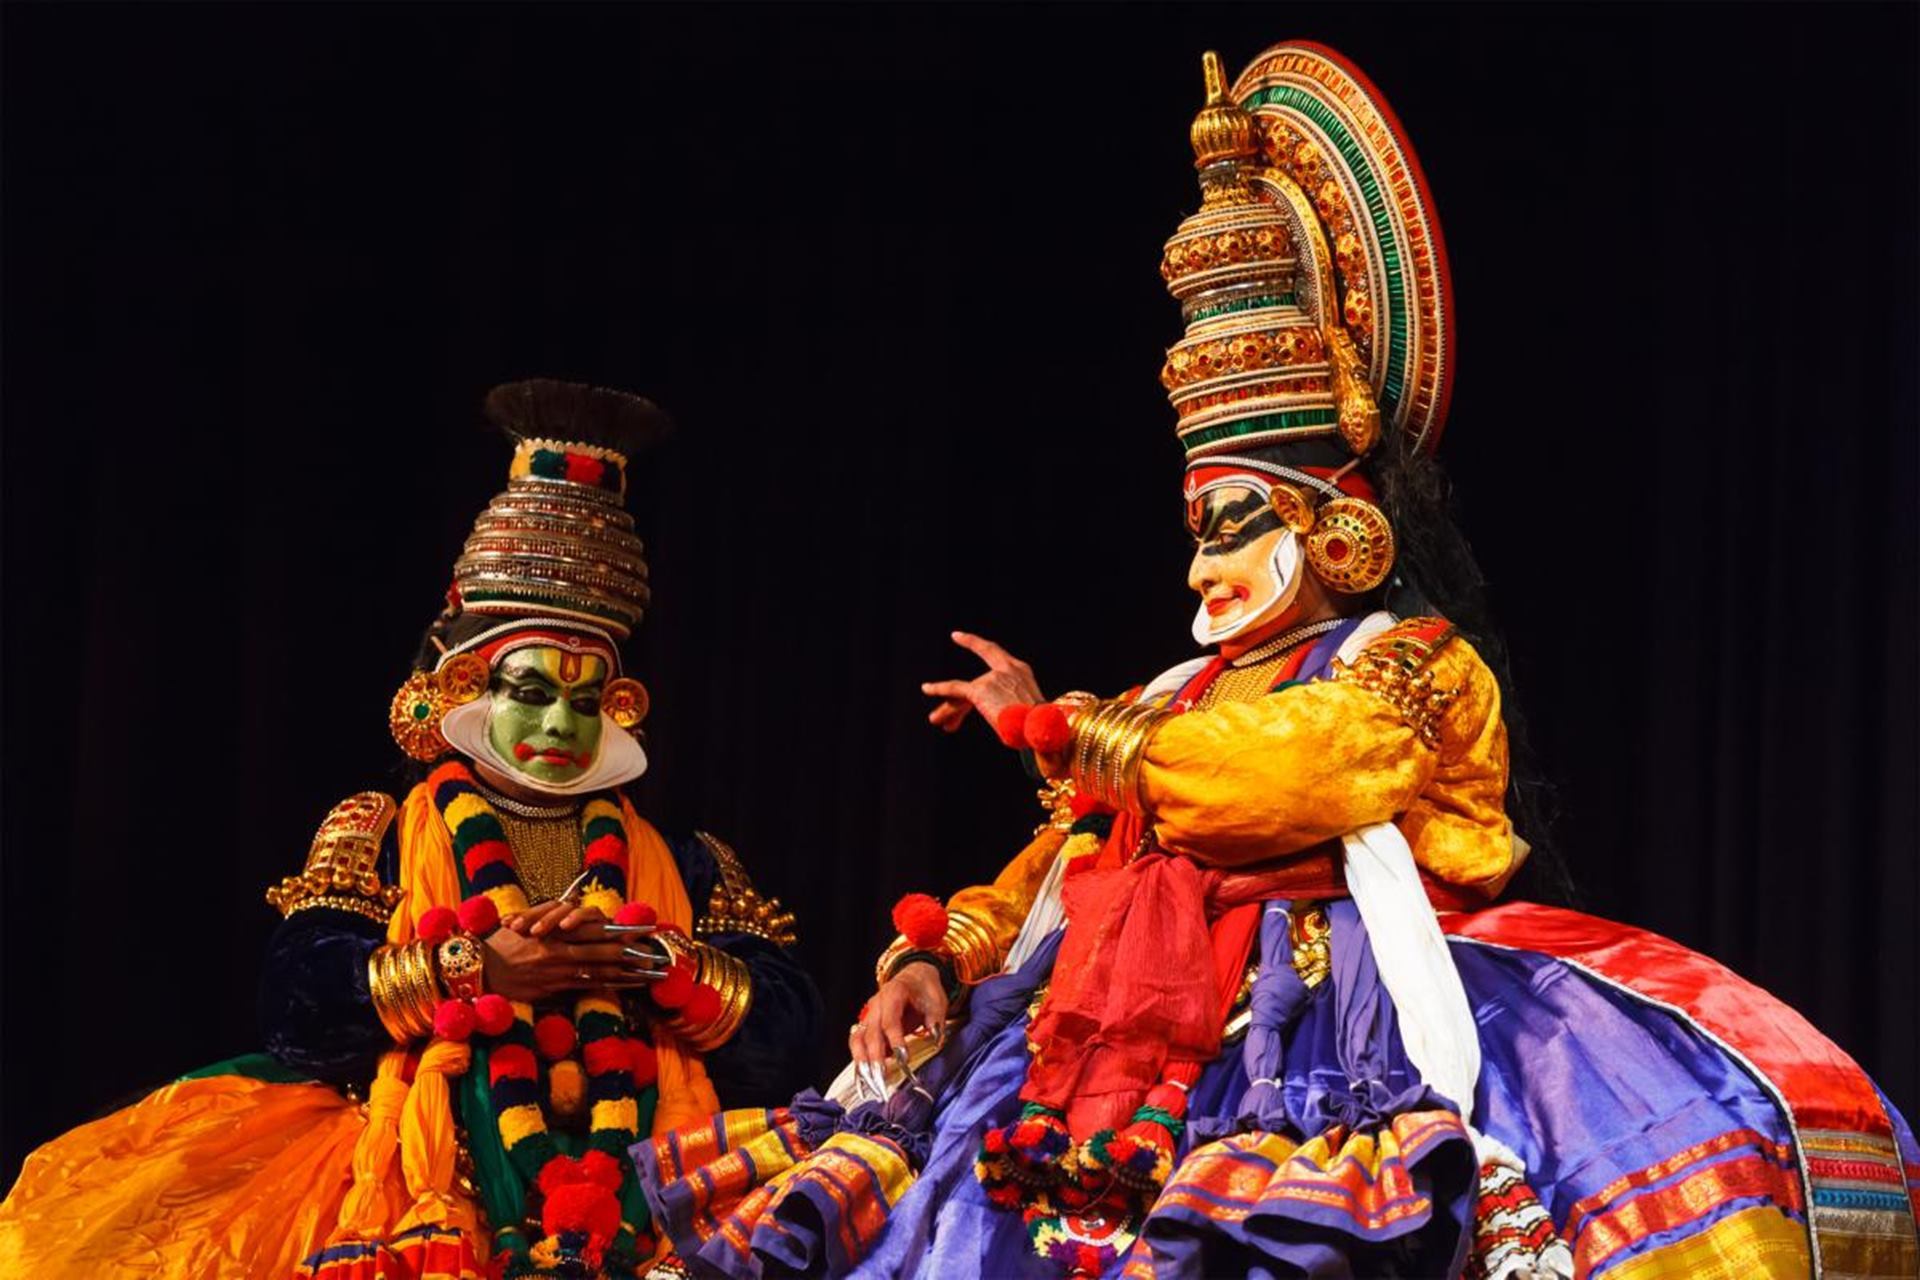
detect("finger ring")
[849,1022,864,1036]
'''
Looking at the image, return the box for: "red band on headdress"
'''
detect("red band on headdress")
[439,623,621,677]
[1183,462,1376,503]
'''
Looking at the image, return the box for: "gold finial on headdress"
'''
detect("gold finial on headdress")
[1189,51,1259,170]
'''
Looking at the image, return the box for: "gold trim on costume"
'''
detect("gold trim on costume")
[267,792,406,923]
[1289,903,1331,988]
[1330,621,1459,748]
[691,831,798,948]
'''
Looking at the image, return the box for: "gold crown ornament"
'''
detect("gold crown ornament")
[450,380,671,638]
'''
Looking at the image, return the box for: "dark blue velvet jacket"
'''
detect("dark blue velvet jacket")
[259,808,822,1109]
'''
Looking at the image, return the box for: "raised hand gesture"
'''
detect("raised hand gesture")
[920,631,1043,735]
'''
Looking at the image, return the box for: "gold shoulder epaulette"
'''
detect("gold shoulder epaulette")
[265,792,405,924]
[691,831,798,948]
[1332,616,1460,748]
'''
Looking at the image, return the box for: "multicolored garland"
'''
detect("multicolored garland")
[429,761,702,1278]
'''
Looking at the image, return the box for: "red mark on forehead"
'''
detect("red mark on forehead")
[560,651,583,682]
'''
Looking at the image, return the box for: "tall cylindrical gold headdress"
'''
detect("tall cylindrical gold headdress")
[1162,44,1455,463]
[451,379,669,638]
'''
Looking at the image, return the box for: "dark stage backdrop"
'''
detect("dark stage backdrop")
[4,3,1915,1184]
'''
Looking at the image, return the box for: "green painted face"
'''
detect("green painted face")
[486,647,608,786]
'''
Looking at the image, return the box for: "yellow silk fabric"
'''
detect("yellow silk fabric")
[1141,634,1515,893]
[0,785,719,1277]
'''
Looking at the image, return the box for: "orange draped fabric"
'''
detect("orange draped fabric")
[0,784,714,1278]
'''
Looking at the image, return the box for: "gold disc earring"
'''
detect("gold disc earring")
[387,653,493,762]
[1304,497,1396,594]
[600,677,650,730]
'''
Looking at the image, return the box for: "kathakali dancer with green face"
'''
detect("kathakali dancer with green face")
[0,380,822,1278]
[635,42,1919,1280]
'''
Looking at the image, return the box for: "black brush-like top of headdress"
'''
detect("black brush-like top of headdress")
[483,378,674,460]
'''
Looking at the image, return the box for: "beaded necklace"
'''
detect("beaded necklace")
[428,760,654,1277]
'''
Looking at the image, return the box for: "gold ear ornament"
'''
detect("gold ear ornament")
[600,677,650,730]
[1267,482,1318,534]
[387,652,494,762]
[1303,496,1396,594]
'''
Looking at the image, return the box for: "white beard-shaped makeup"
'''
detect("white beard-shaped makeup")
[440,698,649,796]
[1191,530,1304,647]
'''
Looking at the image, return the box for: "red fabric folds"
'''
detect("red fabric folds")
[1022,852,1343,1138]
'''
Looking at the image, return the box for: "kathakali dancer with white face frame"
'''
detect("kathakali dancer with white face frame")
[636,42,1919,1280]
[0,381,822,1278]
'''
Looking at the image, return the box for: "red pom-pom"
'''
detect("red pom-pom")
[536,1154,585,1198]
[542,1182,620,1242]
[472,993,515,1037]
[891,893,949,949]
[462,839,512,881]
[681,983,722,1026]
[416,906,458,946]
[1144,1083,1189,1118]
[433,999,476,1041]
[579,1148,624,1193]
[582,1037,630,1077]
[994,703,1032,748]
[651,964,694,1010]
[563,454,605,489]
[583,833,626,868]
[534,1014,577,1061]
[1024,702,1072,754]
[628,1039,658,1088]
[457,895,500,936]
[615,901,657,927]
[489,1043,537,1085]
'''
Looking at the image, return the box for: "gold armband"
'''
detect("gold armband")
[1330,620,1459,749]
[691,831,798,948]
[660,940,753,1052]
[874,907,1000,989]
[368,938,441,1042]
[266,792,405,924]
[1062,698,1171,815]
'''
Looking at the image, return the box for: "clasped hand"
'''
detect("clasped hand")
[480,899,671,1003]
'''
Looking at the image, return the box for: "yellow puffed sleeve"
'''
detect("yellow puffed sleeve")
[944,826,1073,963]
[1140,626,1515,891]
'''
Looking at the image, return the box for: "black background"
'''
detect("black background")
[4,3,1915,1185]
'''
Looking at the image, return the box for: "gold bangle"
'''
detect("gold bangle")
[368,947,405,1042]
[1065,699,1169,813]
[873,911,1002,990]
[942,909,1000,986]
[403,939,443,1034]
[369,944,424,1043]
[874,935,917,989]
[665,942,753,1051]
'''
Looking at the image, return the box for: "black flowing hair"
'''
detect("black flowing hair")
[1367,435,1576,906]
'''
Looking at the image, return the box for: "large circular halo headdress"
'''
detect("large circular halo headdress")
[1235,42,1454,452]
[1162,43,1455,464]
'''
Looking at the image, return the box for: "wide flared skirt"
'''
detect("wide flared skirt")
[642,904,1919,1279]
